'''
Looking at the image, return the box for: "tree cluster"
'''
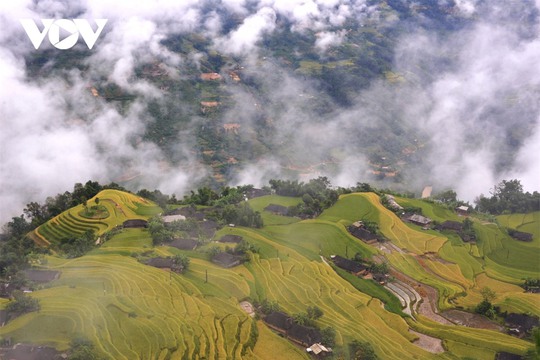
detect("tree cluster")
[6,290,40,318]
[271,177,339,217]
[475,179,540,215]
[59,230,96,258]
[349,340,379,360]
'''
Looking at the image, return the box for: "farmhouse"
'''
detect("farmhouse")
[348,225,378,243]
[437,221,463,232]
[505,313,539,337]
[496,352,523,360]
[508,230,533,242]
[406,214,432,226]
[212,252,242,268]
[123,219,148,228]
[386,195,404,211]
[200,220,218,238]
[307,343,332,356]
[245,188,270,199]
[23,270,60,283]
[162,214,187,223]
[264,204,289,216]
[264,311,293,334]
[331,255,368,276]
[455,206,470,216]
[169,239,198,250]
[287,324,322,347]
[146,257,184,273]
[219,234,243,243]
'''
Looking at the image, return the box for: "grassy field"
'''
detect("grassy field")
[1,192,536,359]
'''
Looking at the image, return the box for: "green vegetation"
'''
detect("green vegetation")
[0,180,537,359]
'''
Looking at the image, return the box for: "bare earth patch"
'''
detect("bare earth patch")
[409,329,445,353]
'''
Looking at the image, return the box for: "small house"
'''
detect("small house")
[219,235,243,244]
[505,313,539,337]
[331,255,368,276]
[407,214,432,226]
[245,188,270,199]
[169,239,198,251]
[0,344,61,360]
[437,221,463,232]
[146,257,184,273]
[123,219,148,228]
[508,230,533,242]
[23,270,60,283]
[162,214,187,223]
[264,311,293,334]
[307,343,332,356]
[287,324,322,347]
[348,226,378,243]
[212,252,241,268]
[455,206,470,216]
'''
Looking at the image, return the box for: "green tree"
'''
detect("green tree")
[321,326,336,347]
[480,287,496,302]
[173,254,190,272]
[306,305,324,320]
[350,340,378,360]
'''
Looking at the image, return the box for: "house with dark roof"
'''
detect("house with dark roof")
[264,204,289,216]
[123,219,148,228]
[348,226,378,243]
[245,188,270,199]
[212,252,242,268]
[23,270,60,284]
[508,230,533,242]
[287,324,322,347]
[505,313,539,337]
[200,220,218,238]
[264,311,293,334]
[331,255,368,276]
[146,257,184,273]
[219,235,243,244]
[169,239,198,251]
[436,221,463,232]
[496,352,524,360]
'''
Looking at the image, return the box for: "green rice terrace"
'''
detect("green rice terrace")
[1,190,538,359]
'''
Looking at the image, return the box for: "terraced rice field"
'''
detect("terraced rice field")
[33,190,161,246]
[1,192,536,359]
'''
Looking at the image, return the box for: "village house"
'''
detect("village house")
[307,343,333,357]
[146,257,184,273]
[385,195,404,211]
[436,221,463,232]
[508,230,533,242]
[331,255,368,276]
[211,252,242,268]
[348,222,379,244]
[123,219,148,228]
[169,239,198,251]
[406,214,432,227]
[162,214,187,223]
[455,205,470,216]
[263,311,323,347]
[219,235,243,244]
[200,73,222,81]
[505,313,539,338]
[23,270,60,284]
[0,343,63,360]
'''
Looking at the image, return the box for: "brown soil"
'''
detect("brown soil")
[390,269,453,325]
[409,329,445,353]
[442,309,504,331]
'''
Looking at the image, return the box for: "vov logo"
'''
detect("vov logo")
[20,19,108,50]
